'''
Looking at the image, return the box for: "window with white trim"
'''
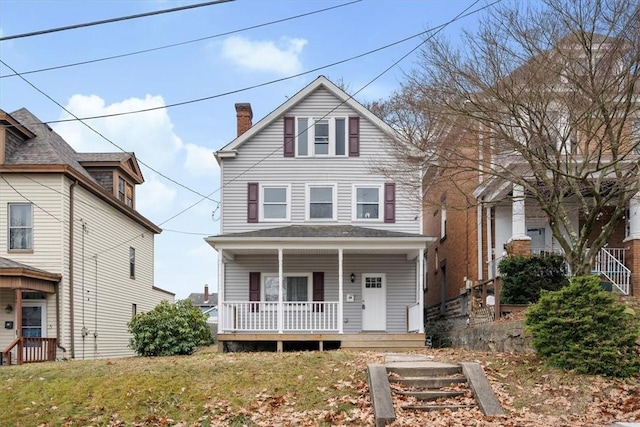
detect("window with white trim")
[296,117,347,157]
[440,196,447,239]
[8,203,33,251]
[260,185,290,221]
[263,274,311,302]
[353,185,382,220]
[307,184,336,220]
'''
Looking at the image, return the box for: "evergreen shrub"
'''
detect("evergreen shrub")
[498,254,568,304]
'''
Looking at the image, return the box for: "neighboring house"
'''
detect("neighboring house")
[186,284,218,324]
[206,76,434,352]
[0,108,174,364]
[423,35,640,325]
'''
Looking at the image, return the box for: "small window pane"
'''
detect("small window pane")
[264,204,287,218]
[298,118,308,156]
[315,120,329,155]
[129,247,136,279]
[335,118,346,155]
[357,188,379,203]
[265,277,279,301]
[356,187,380,219]
[286,277,308,301]
[357,204,379,219]
[311,187,332,202]
[310,187,333,219]
[264,188,286,203]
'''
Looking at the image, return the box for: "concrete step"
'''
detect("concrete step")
[402,404,477,411]
[394,390,467,401]
[386,365,462,377]
[341,340,424,349]
[390,376,467,388]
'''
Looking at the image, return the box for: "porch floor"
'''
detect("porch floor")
[217,332,426,353]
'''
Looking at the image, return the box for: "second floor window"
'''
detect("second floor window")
[296,117,347,157]
[129,247,136,279]
[307,185,336,220]
[354,186,381,220]
[261,185,290,221]
[8,203,33,251]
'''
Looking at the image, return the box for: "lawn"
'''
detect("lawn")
[0,347,638,426]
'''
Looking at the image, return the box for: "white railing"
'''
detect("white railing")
[407,303,422,332]
[593,248,630,295]
[220,301,339,332]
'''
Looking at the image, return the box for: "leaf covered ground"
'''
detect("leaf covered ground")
[0,346,637,426]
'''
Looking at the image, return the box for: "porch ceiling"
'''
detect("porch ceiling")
[220,247,423,258]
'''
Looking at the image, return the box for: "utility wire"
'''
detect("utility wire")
[1,175,64,223]
[0,0,361,79]
[0,59,219,205]
[157,0,499,227]
[0,0,234,41]
[9,10,482,126]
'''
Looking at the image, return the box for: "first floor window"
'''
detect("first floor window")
[264,275,310,302]
[354,186,381,220]
[129,247,136,279]
[308,185,335,220]
[9,203,33,250]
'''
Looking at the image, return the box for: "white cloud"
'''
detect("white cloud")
[135,174,177,215]
[220,35,307,75]
[54,94,183,171]
[184,143,218,177]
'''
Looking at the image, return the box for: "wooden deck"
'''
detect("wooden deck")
[217,332,426,352]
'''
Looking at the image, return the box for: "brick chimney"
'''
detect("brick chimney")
[235,103,253,137]
[204,284,209,304]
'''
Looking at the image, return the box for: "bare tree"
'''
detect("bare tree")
[377,0,640,276]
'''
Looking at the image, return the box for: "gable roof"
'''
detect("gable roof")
[1,108,161,234]
[215,75,399,160]
[76,152,144,184]
[187,292,218,306]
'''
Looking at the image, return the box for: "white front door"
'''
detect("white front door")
[21,302,46,338]
[362,273,386,331]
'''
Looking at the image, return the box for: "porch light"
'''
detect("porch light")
[350,273,355,283]
[4,304,12,314]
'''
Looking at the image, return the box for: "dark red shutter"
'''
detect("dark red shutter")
[284,116,295,157]
[348,116,360,157]
[249,272,260,312]
[312,272,324,312]
[247,182,258,223]
[384,183,396,223]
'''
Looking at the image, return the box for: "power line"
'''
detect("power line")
[8,13,477,127]
[156,0,500,227]
[1,175,64,223]
[0,1,361,79]
[0,59,219,206]
[0,0,234,42]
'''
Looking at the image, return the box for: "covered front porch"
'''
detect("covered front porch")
[207,225,433,351]
[0,257,61,365]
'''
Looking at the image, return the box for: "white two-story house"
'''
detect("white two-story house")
[0,108,173,364]
[207,76,434,352]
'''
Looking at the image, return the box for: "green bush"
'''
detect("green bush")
[128,299,213,356]
[525,275,640,377]
[498,254,569,304]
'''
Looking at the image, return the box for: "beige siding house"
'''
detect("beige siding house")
[207,76,435,352]
[0,108,173,364]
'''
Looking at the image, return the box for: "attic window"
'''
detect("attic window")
[295,117,348,157]
[118,176,134,208]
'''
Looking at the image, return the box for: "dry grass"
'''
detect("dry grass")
[0,346,638,426]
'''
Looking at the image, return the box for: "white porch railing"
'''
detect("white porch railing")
[407,303,422,333]
[593,248,630,295]
[220,302,339,332]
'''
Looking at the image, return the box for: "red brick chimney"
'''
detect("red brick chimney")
[204,284,209,304]
[235,103,253,137]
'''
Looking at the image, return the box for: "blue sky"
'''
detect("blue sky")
[0,0,485,299]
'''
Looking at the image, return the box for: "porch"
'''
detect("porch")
[217,332,426,353]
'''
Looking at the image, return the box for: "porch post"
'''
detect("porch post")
[15,289,23,365]
[218,250,224,332]
[486,206,493,278]
[418,248,424,334]
[627,193,640,240]
[511,184,527,239]
[278,248,283,334]
[338,248,344,333]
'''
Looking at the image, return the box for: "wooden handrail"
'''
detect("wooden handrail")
[2,337,57,365]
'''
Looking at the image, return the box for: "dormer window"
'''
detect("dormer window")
[295,117,347,157]
[117,176,134,208]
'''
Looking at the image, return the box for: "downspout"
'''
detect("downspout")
[55,282,67,358]
[68,180,78,359]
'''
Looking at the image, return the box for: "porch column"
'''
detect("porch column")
[338,248,344,334]
[218,250,225,332]
[627,193,640,240]
[508,184,531,256]
[418,248,424,334]
[486,206,493,278]
[278,248,283,334]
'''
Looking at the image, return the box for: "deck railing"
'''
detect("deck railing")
[2,337,57,365]
[221,301,339,332]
